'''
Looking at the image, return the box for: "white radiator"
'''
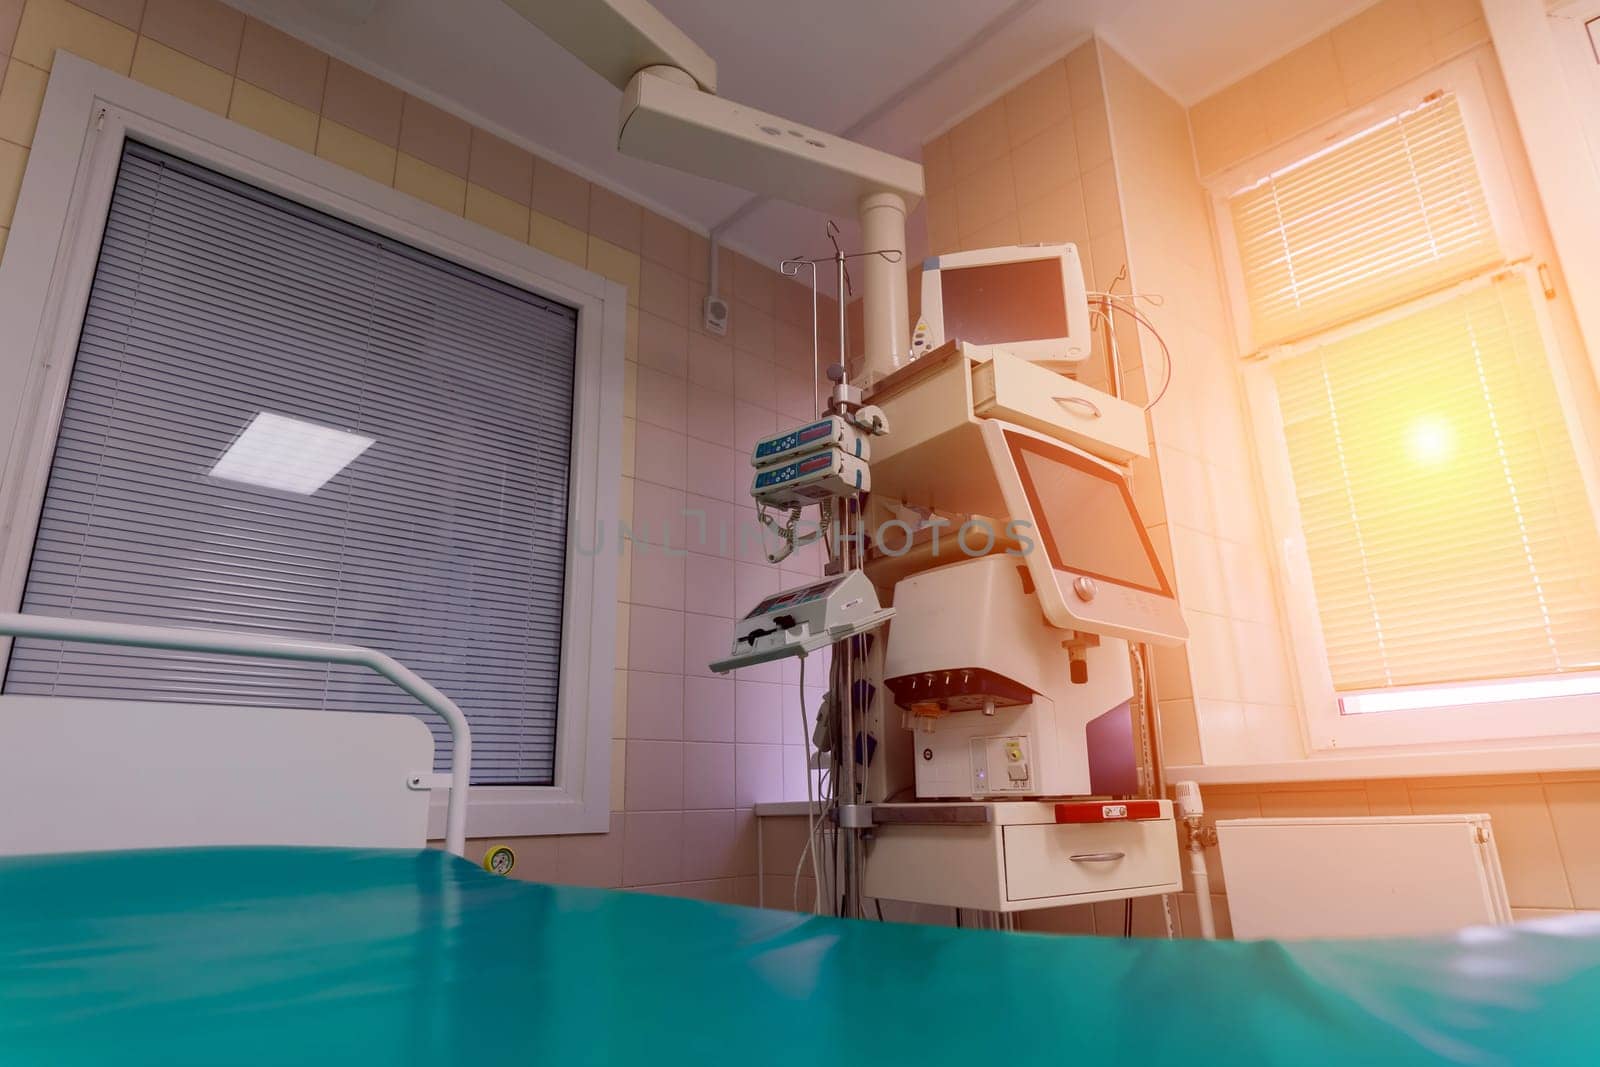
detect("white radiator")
[1216,815,1511,939]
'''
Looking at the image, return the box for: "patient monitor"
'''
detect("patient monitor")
[983,421,1187,645]
[911,245,1092,366]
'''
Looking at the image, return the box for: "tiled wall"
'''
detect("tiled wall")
[1188,0,1490,179]
[1099,42,1301,765]
[919,40,1132,393]
[0,0,833,905]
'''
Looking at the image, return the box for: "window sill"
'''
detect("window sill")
[1167,739,1600,785]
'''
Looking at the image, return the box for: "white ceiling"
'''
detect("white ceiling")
[233,0,1374,271]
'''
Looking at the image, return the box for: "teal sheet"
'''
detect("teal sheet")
[3,847,1599,1065]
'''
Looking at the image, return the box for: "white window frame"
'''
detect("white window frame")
[1214,53,1600,752]
[0,55,625,837]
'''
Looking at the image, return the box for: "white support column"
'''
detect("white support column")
[858,191,910,385]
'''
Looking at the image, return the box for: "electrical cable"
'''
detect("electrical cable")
[1124,898,1134,938]
[1090,291,1175,411]
[791,656,825,913]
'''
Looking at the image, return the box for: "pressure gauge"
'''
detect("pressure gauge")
[482,844,516,876]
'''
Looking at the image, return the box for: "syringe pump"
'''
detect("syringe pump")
[709,570,893,674]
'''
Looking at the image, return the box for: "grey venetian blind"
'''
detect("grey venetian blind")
[2,141,578,786]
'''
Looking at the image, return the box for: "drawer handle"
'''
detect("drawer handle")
[1069,851,1126,863]
[1053,396,1102,419]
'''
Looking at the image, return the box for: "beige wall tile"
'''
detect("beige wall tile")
[394,152,465,215]
[529,209,587,267]
[531,156,589,230]
[399,94,470,178]
[1081,160,1120,237]
[321,59,401,146]
[13,0,136,73]
[0,56,45,146]
[949,99,1008,180]
[639,256,688,327]
[315,117,396,186]
[1407,783,1573,909]
[1190,75,1268,177]
[1016,181,1089,248]
[587,234,641,296]
[954,154,1016,239]
[235,17,325,113]
[1063,39,1102,111]
[1256,38,1347,143]
[129,38,232,117]
[140,0,243,73]
[1072,95,1113,170]
[1544,782,1600,909]
[228,79,317,153]
[1004,59,1070,148]
[1332,0,1435,105]
[1256,787,1370,818]
[1011,121,1077,208]
[0,224,8,264]
[65,0,142,31]
[921,132,953,194]
[0,137,22,226]
[1158,697,1201,764]
[464,182,529,241]
[924,194,958,255]
[962,212,1019,251]
[1365,780,1413,814]
[1433,17,1489,57]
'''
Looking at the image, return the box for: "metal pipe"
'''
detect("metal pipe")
[857,191,908,383]
[0,612,473,856]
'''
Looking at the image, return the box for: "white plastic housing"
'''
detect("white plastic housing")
[619,69,924,218]
[914,244,1091,364]
[502,0,717,91]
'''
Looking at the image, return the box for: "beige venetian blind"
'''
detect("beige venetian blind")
[1273,277,1600,692]
[1231,93,1501,348]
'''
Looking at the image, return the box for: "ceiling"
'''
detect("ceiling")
[233,0,1374,271]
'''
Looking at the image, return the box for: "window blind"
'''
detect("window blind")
[1273,276,1600,692]
[1230,93,1501,348]
[2,141,579,786]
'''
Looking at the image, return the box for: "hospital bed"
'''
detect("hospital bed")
[2,615,1599,1065]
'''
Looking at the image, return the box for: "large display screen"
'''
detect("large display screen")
[939,258,1068,345]
[1007,433,1171,596]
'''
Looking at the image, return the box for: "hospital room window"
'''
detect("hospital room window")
[1225,84,1600,733]
[0,142,578,787]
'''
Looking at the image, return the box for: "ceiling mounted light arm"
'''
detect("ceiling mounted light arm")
[501,0,923,384]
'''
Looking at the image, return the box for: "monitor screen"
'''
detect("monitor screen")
[1007,432,1170,596]
[939,258,1069,346]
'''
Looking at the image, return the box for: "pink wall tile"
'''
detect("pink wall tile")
[685,492,737,557]
[685,437,735,504]
[686,387,735,447]
[641,209,690,273]
[236,17,327,112]
[735,678,785,744]
[684,675,735,741]
[688,332,735,394]
[683,745,735,810]
[682,809,740,879]
[683,611,729,679]
[635,310,689,378]
[553,814,624,888]
[0,0,21,55]
[632,423,687,490]
[627,548,684,610]
[630,480,687,550]
[625,739,684,811]
[69,0,143,31]
[639,258,689,327]
[467,129,534,206]
[622,811,683,885]
[735,743,784,806]
[322,60,403,146]
[398,95,471,177]
[626,671,684,740]
[684,551,735,618]
[734,560,781,615]
[142,0,244,73]
[733,353,777,408]
[732,401,776,455]
[627,605,684,674]
[635,366,688,437]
